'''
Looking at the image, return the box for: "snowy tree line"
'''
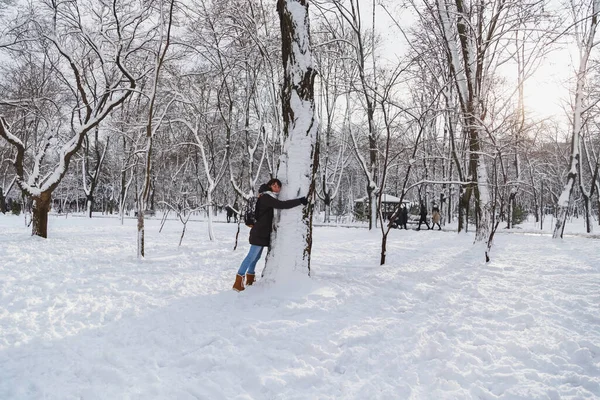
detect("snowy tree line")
[1,0,599,254]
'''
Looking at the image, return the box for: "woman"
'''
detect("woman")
[417,202,430,230]
[431,203,441,230]
[233,178,307,291]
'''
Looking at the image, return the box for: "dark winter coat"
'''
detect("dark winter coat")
[419,204,428,222]
[249,192,303,246]
[398,207,408,225]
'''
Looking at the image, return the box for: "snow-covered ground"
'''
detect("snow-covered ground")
[0,213,599,399]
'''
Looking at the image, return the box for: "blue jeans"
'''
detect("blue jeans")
[237,245,264,276]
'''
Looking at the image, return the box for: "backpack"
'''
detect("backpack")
[243,196,261,227]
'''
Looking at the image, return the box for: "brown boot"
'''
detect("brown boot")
[246,273,255,286]
[232,274,245,292]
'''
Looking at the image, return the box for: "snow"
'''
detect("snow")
[557,186,573,208]
[0,214,599,399]
[287,1,312,75]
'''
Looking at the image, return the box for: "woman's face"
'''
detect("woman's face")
[270,182,281,193]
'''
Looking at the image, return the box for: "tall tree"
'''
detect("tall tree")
[81,127,109,218]
[432,0,547,259]
[554,0,600,238]
[262,0,319,282]
[329,0,380,230]
[137,0,175,257]
[436,0,497,244]
[0,0,141,237]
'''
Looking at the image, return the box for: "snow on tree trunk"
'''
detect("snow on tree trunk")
[369,188,378,230]
[474,158,491,242]
[437,0,492,244]
[86,198,93,218]
[206,190,215,241]
[554,0,599,239]
[263,0,318,283]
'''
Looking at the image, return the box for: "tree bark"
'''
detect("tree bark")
[137,210,145,258]
[86,196,94,218]
[32,192,52,238]
[0,188,6,214]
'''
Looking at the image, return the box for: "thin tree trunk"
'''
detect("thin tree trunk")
[206,192,215,241]
[0,188,6,214]
[137,211,145,258]
[137,0,174,256]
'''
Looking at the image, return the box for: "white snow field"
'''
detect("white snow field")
[0,214,599,399]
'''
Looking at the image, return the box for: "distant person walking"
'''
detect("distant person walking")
[232,201,239,223]
[225,205,235,223]
[431,203,441,230]
[397,203,408,229]
[232,179,308,292]
[417,202,430,230]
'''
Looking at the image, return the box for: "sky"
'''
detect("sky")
[1,0,576,127]
[365,0,576,124]
[522,42,577,122]
[0,212,598,399]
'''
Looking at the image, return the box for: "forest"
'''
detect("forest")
[1,2,599,397]
[1,0,599,260]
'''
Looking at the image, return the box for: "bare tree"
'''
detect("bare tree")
[554,0,600,238]
[0,1,142,237]
[0,141,16,213]
[81,127,109,218]
[312,17,352,223]
[314,0,381,229]
[137,0,175,257]
[377,69,432,265]
[183,0,281,247]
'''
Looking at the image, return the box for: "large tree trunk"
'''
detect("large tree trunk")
[458,185,470,232]
[263,0,318,282]
[86,196,94,218]
[32,192,52,238]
